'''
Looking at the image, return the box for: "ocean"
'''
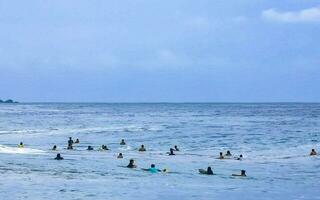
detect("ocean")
[0,103,319,200]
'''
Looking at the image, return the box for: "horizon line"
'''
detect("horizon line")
[5,101,320,104]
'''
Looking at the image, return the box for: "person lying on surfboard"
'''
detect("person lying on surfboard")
[127,159,137,168]
[199,167,214,175]
[232,170,247,177]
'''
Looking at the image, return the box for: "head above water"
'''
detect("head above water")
[220,152,223,156]
[240,154,243,158]
[151,164,155,168]
[20,142,23,145]
[129,159,134,163]
[241,170,246,175]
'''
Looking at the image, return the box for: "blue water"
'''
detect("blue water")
[0,103,319,200]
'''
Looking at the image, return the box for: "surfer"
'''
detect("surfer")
[100,145,109,150]
[67,137,73,149]
[54,153,64,160]
[143,164,161,173]
[120,139,126,145]
[310,149,317,156]
[52,145,57,150]
[168,148,175,156]
[218,152,224,159]
[18,142,24,148]
[236,154,243,160]
[87,146,94,150]
[74,139,80,144]
[127,159,137,168]
[199,167,214,175]
[232,170,247,177]
[117,153,123,158]
[68,137,74,145]
[225,150,232,156]
[139,145,146,152]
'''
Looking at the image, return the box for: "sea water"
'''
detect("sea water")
[0,103,319,200]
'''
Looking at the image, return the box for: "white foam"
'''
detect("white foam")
[0,145,45,154]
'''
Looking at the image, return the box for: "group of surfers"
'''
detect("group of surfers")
[17,138,318,177]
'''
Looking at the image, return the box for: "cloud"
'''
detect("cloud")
[262,6,320,23]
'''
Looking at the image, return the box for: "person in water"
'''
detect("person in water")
[310,149,317,156]
[218,152,224,159]
[68,137,74,145]
[120,139,126,145]
[168,148,175,156]
[236,154,243,160]
[52,145,57,150]
[54,153,64,160]
[145,164,161,173]
[18,142,24,148]
[100,145,109,150]
[139,145,146,152]
[67,137,74,149]
[225,150,232,156]
[74,139,80,144]
[232,170,246,177]
[87,146,94,150]
[117,153,123,158]
[199,167,214,175]
[127,159,137,168]
[174,145,180,151]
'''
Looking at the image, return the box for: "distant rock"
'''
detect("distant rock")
[0,99,18,103]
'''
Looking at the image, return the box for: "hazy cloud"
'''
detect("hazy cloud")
[262,6,320,23]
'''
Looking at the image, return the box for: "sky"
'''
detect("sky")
[0,0,319,102]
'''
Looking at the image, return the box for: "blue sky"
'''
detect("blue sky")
[0,0,319,102]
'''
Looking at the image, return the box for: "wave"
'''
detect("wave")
[0,145,45,154]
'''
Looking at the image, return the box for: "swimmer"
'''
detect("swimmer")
[74,139,80,144]
[18,142,24,148]
[117,153,123,158]
[143,164,161,173]
[127,159,137,168]
[236,154,243,160]
[52,145,57,150]
[225,150,232,156]
[87,146,94,151]
[199,167,214,175]
[218,152,224,159]
[120,139,126,145]
[174,145,180,151]
[232,170,247,177]
[54,153,64,160]
[310,149,317,156]
[168,148,175,156]
[139,144,146,152]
